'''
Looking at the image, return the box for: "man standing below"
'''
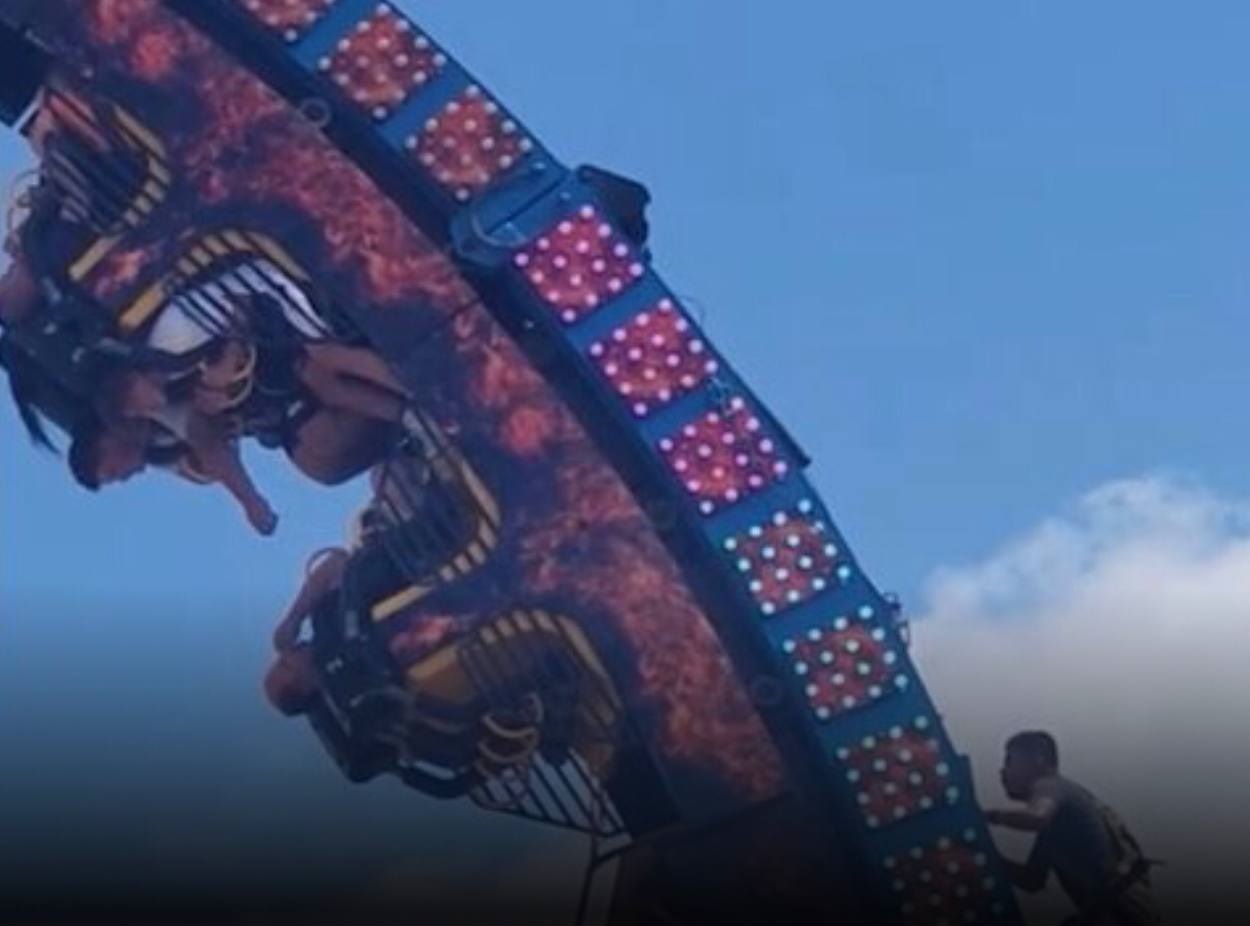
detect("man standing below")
[986,731,1161,925]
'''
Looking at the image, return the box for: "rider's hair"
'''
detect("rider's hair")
[2,345,59,453]
[1007,730,1059,768]
[67,414,104,491]
[89,357,142,424]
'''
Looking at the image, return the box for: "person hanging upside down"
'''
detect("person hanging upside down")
[67,362,279,535]
[263,546,350,716]
[146,264,419,486]
[191,329,418,488]
[263,464,419,714]
[63,332,420,534]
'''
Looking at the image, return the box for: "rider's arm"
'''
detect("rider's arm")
[183,411,276,534]
[273,550,349,651]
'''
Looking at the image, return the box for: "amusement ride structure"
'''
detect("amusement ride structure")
[0,2,1022,923]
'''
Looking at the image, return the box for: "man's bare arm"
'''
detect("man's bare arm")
[986,786,1059,833]
[985,805,1053,832]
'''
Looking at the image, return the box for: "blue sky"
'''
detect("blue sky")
[3,1,1250,919]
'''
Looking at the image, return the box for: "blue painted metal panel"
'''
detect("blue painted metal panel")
[291,0,375,65]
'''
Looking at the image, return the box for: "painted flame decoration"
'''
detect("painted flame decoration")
[53,0,786,800]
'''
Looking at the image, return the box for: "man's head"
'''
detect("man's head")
[1001,730,1059,800]
[68,415,147,490]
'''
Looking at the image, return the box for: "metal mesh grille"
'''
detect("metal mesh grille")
[370,414,497,587]
[41,91,167,236]
[162,248,354,348]
[459,611,626,838]
[365,438,626,837]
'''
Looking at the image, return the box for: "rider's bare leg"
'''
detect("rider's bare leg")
[302,342,409,395]
[286,408,396,486]
[297,353,408,425]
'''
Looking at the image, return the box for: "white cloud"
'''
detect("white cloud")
[911,475,1250,923]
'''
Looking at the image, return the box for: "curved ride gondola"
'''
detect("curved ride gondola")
[0,3,1022,924]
